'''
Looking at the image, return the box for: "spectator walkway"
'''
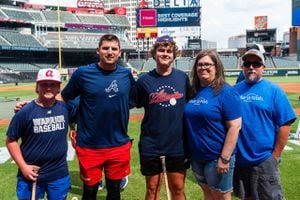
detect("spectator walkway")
[0,140,299,164]
[0,141,75,164]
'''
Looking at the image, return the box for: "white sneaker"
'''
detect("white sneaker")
[120,176,128,189]
[98,180,104,191]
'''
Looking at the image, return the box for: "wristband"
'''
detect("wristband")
[220,155,230,164]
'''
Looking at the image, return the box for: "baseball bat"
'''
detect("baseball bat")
[31,168,39,200]
[160,156,171,200]
[31,181,36,200]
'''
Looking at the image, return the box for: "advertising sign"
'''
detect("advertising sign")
[153,0,200,8]
[137,7,200,27]
[77,0,104,9]
[139,9,157,27]
[136,27,158,38]
[114,7,126,15]
[158,26,199,37]
[254,16,268,29]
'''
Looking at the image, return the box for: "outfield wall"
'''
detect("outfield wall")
[224,68,300,77]
[149,68,300,77]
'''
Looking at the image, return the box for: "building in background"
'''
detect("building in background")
[290,27,300,56]
[281,31,290,56]
[292,0,300,60]
[201,39,217,49]
[102,0,147,49]
[298,27,300,60]
[228,34,246,48]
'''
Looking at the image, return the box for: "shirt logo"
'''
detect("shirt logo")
[32,115,65,134]
[105,80,119,93]
[240,93,264,102]
[105,80,119,98]
[108,94,117,98]
[149,85,183,107]
[189,97,208,105]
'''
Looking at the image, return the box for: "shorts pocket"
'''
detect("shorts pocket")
[258,174,283,200]
[270,156,279,166]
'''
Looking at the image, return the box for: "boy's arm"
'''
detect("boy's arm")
[6,137,40,181]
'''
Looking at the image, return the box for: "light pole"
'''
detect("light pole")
[57,0,62,70]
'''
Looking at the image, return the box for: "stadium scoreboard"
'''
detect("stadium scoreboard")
[246,28,276,48]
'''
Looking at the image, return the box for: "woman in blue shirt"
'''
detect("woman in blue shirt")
[184,49,242,200]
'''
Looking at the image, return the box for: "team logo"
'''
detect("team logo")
[45,70,53,77]
[149,85,183,107]
[105,80,119,98]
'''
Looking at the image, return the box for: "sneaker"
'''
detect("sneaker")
[98,180,104,191]
[120,176,128,189]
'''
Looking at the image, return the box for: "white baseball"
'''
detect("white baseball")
[170,98,176,105]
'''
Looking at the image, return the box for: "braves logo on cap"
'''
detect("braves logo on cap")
[45,70,54,78]
[36,68,62,83]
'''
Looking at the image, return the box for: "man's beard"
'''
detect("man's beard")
[245,72,260,84]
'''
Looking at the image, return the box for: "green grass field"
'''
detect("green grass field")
[0,76,299,199]
[1,122,300,199]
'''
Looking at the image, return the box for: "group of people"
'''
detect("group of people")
[6,34,296,200]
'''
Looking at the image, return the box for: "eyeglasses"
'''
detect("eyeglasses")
[196,62,215,69]
[243,61,263,68]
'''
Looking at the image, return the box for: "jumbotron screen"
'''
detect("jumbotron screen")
[246,29,276,44]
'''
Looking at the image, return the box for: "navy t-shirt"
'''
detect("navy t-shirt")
[6,101,70,181]
[135,68,189,157]
[61,63,135,148]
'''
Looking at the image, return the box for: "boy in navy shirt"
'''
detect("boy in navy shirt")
[135,35,190,200]
[6,68,71,200]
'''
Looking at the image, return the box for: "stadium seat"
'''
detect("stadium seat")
[1,7,33,22]
[0,30,44,48]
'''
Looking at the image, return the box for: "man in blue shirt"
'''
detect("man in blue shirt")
[234,49,296,200]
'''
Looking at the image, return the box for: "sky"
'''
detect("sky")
[201,0,292,48]
[27,0,292,48]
